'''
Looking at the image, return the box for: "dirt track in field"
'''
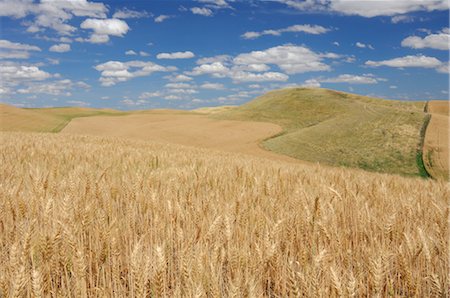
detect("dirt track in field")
[423,100,449,180]
[61,113,301,163]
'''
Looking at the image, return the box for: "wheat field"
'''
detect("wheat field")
[0,132,448,297]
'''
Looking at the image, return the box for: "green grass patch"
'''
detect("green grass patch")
[215,88,427,177]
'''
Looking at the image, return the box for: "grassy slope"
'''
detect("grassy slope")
[215,88,426,177]
[0,104,126,133]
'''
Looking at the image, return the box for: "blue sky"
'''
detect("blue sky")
[0,0,449,109]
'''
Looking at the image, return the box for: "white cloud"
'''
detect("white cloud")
[436,61,449,74]
[230,71,289,82]
[94,60,176,86]
[0,0,35,18]
[333,41,340,46]
[80,18,129,43]
[191,7,213,16]
[165,83,193,89]
[17,79,89,96]
[85,34,110,44]
[391,15,415,23]
[303,79,321,88]
[166,74,193,82]
[157,51,195,59]
[355,42,374,49]
[233,45,333,74]
[168,88,198,94]
[154,15,172,23]
[0,39,41,51]
[366,55,442,69]
[0,51,31,59]
[275,0,448,17]
[318,74,383,84]
[125,50,137,55]
[0,61,52,82]
[242,24,330,39]
[81,18,129,36]
[196,55,231,65]
[139,91,163,99]
[200,83,225,89]
[67,100,90,106]
[189,62,230,77]
[197,0,230,7]
[121,99,150,106]
[233,64,271,72]
[139,51,150,57]
[1,0,108,35]
[49,43,71,52]
[113,8,149,19]
[401,29,450,50]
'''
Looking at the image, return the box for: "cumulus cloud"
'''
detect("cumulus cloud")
[189,62,230,77]
[165,83,193,89]
[365,55,442,69]
[0,0,108,35]
[191,7,213,16]
[94,60,176,86]
[242,24,330,39]
[355,42,374,49]
[197,0,230,7]
[401,28,450,50]
[275,0,448,17]
[0,61,52,83]
[0,39,41,59]
[391,15,415,23]
[166,74,194,82]
[113,8,149,19]
[229,71,289,82]
[80,18,130,43]
[200,83,225,89]
[156,51,195,59]
[154,15,172,23]
[17,79,90,96]
[233,45,334,74]
[0,39,41,51]
[139,91,163,99]
[49,43,71,52]
[125,50,137,55]
[315,74,384,84]
[196,55,231,65]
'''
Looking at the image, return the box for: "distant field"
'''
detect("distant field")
[214,88,426,177]
[1,132,447,297]
[423,100,449,180]
[62,113,298,162]
[0,104,125,133]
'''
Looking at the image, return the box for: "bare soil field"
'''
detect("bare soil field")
[423,100,449,180]
[62,113,300,163]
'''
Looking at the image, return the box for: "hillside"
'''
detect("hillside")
[214,88,426,177]
[0,104,125,132]
[1,132,447,297]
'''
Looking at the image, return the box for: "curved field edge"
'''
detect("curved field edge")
[422,100,450,180]
[1,132,448,297]
[214,88,427,177]
[417,113,432,178]
[0,104,127,133]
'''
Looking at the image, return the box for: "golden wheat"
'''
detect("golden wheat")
[0,132,448,297]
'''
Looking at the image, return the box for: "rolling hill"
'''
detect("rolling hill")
[0,104,125,133]
[214,88,427,177]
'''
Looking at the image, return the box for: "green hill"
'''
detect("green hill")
[214,88,427,177]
